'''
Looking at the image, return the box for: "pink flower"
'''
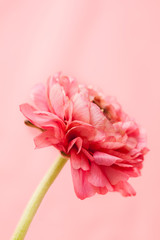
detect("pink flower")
[20,72,149,200]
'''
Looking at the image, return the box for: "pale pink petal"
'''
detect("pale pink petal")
[72,93,90,123]
[114,181,136,196]
[46,75,58,92]
[68,79,79,98]
[59,75,70,93]
[125,137,137,150]
[49,83,65,119]
[104,166,129,185]
[121,121,138,134]
[20,104,65,130]
[59,74,79,98]
[88,163,108,187]
[20,103,48,128]
[136,128,147,151]
[71,167,96,200]
[105,96,121,111]
[34,130,60,149]
[34,111,65,129]
[93,152,121,166]
[46,76,57,112]
[90,102,113,132]
[70,149,90,171]
[31,83,49,111]
[20,103,37,124]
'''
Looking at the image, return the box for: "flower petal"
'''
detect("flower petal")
[136,128,148,151]
[125,137,137,150]
[81,148,94,162]
[20,103,37,123]
[93,151,121,166]
[114,181,136,197]
[95,186,108,195]
[88,163,108,187]
[68,79,79,98]
[67,124,105,143]
[90,102,113,132]
[72,93,90,123]
[104,166,129,185]
[70,149,90,171]
[59,75,70,93]
[80,153,90,171]
[34,129,60,148]
[33,111,65,129]
[49,83,65,119]
[31,83,49,111]
[59,75,78,98]
[64,100,73,124]
[68,137,83,154]
[20,103,65,130]
[71,167,96,200]
[100,141,125,149]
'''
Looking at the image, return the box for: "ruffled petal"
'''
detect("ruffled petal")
[114,181,136,196]
[20,103,65,130]
[104,166,129,185]
[34,129,60,148]
[31,83,49,111]
[58,74,79,98]
[59,75,70,94]
[135,128,148,151]
[33,111,65,130]
[72,93,90,123]
[90,102,113,132]
[20,103,37,123]
[67,137,83,154]
[71,167,96,200]
[68,79,79,98]
[70,149,90,171]
[81,148,94,162]
[93,151,121,166]
[66,124,105,143]
[80,153,90,171]
[88,163,108,187]
[49,83,65,119]
[125,137,137,150]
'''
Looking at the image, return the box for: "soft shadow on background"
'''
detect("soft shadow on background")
[0,0,159,239]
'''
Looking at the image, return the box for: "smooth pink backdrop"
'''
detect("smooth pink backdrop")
[0,0,159,239]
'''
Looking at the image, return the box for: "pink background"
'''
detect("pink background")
[0,0,159,239]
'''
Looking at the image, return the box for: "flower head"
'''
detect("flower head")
[20,72,149,199]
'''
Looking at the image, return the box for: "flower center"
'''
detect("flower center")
[92,96,118,123]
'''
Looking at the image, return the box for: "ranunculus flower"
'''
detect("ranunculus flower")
[20,72,149,199]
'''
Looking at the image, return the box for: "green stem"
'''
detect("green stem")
[11,155,68,240]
